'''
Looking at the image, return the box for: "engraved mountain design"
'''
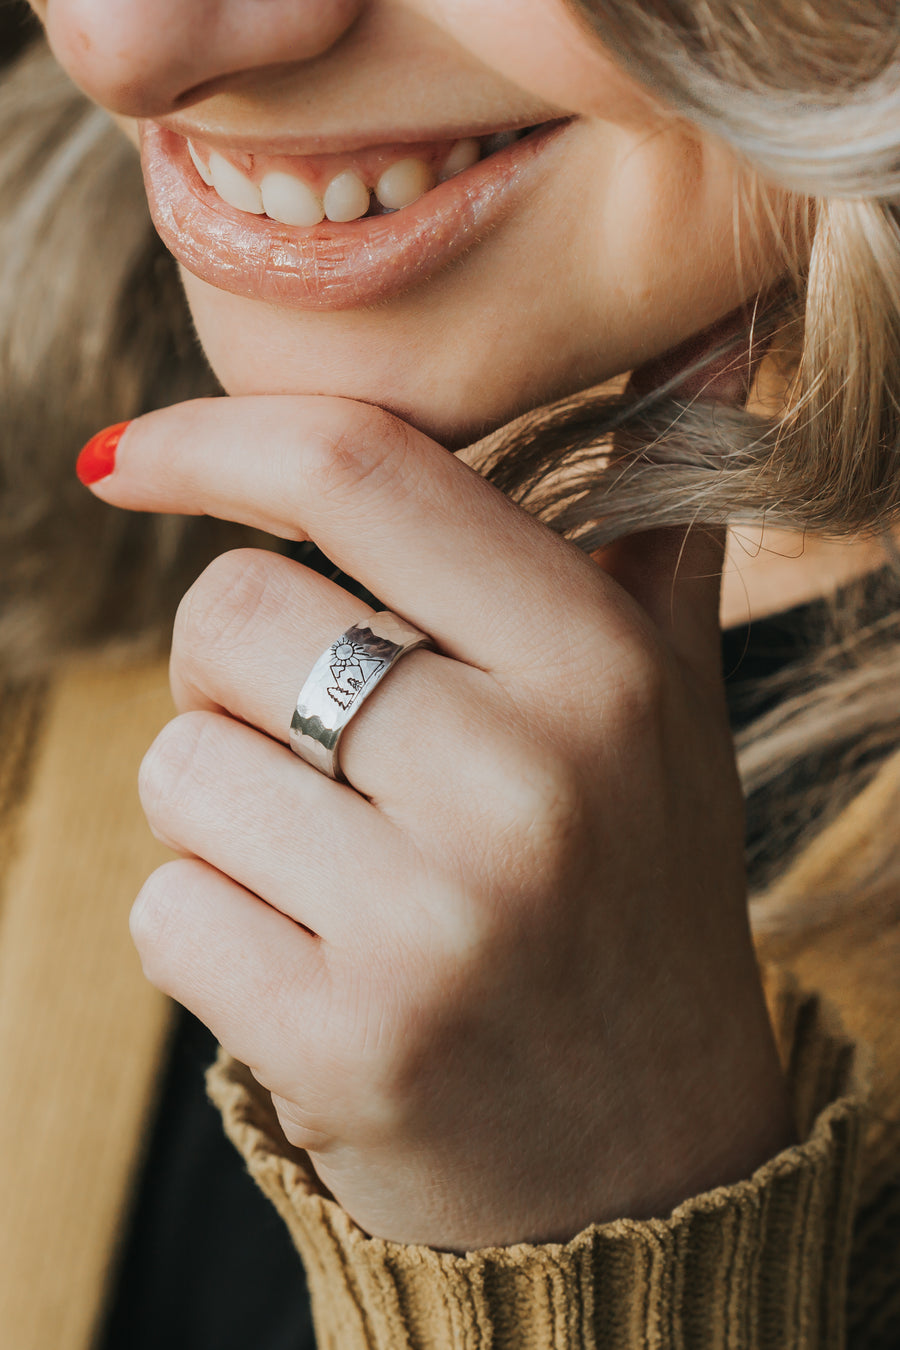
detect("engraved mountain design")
[326,638,386,710]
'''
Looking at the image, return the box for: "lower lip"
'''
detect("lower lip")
[139,120,569,311]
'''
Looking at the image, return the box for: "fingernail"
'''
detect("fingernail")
[76,420,132,485]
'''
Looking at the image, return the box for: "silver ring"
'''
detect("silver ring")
[289,610,434,781]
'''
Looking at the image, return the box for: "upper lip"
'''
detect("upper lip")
[151,113,560,159]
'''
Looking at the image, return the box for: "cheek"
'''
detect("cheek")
[585,126,782,356]
[418,0,659,126]
[591,134,752,340]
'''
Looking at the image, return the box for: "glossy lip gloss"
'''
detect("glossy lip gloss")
[139,119,571,311]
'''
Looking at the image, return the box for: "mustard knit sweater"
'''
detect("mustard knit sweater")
[0,658,897,1349]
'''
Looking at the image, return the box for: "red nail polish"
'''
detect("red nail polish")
[76,420,131,485]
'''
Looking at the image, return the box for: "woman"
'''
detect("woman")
[0,0,897,1345]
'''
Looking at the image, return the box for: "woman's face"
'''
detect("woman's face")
[34,0,781,445]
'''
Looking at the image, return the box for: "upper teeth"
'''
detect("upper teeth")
[259,171,324,227]
[323,169,371,223]
[207,150,266,214]
[375,157,436,210]
[188,136,488,225]
[187,138,214,187]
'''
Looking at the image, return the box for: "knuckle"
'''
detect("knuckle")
[173,548,281,672]
[305,402,412,508]
[487,736,584,878]
[566,626,668,735]
[609,643,670,732]
[138,711,224,839]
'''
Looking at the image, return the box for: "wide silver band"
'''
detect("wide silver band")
[289,611,434,781]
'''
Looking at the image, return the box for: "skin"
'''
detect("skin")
[40,0,774,445]
[34,0,804,1247]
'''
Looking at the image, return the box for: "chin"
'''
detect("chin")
[214,363,549,451]
[182,269,612,450]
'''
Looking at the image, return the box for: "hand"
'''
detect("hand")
[82,395,793,1251]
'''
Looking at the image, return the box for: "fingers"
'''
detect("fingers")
[138,710,485,990]
[138,708,391,943]
[169,548,374,743]
[168,547,503,805]
[80,395,625,677]
[131,857,329,1094]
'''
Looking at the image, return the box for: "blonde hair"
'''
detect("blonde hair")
[1,11,899,912]
[0,41,246,677]
[473,0,900,906]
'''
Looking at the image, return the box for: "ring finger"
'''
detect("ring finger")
[169,545,504,808]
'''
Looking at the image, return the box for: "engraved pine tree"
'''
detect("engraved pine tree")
[326,638,386,710]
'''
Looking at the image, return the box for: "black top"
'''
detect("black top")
[96,560,892,1349]
[97,1009,316,1350]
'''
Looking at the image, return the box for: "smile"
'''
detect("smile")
[185,130,530,224]
[139,119,570,310]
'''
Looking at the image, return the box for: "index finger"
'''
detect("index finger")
[78,395,635,676]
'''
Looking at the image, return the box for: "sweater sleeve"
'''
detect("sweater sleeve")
[205,965,867,1350]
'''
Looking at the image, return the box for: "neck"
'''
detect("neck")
[720,524,894,629]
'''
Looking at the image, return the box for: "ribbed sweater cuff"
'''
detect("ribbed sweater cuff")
[206,968,866,1349]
